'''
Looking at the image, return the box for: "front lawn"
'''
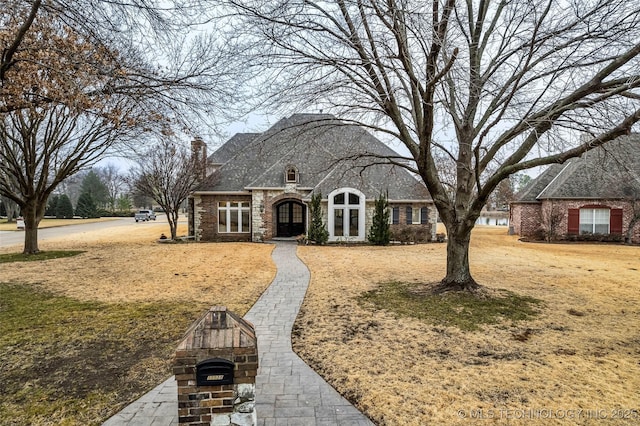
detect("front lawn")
[295,227,640,425]
[0,283,203,425]
[2,221,638,425]
[0,221,276,425]
[0,251,84,263]
[359,281,542,331]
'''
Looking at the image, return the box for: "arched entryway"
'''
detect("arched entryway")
[275,200,306,237]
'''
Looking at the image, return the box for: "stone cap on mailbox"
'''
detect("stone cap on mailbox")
[177,306,256,351]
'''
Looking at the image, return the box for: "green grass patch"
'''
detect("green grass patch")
[359,281,542,331]
[0,283,207,425]
[0,250,85,263]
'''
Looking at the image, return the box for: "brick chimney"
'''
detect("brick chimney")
[191,137,207,179]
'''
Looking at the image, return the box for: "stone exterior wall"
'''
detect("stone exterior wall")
[192,190,438,243]
[511,199,640,243]
[250,191,267,242]
[263,190,311,240]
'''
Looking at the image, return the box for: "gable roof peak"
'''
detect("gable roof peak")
[513,134,640,202]
[268,113,338,131]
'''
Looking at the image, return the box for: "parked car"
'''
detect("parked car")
[135,209,157,222]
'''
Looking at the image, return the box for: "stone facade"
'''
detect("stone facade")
[192,191,436,242]
[189,115,436,243]
[511,199,640,243]
[250,191,267,242]
[262,190,310,241]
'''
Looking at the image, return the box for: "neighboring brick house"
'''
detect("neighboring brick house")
[510,134,640,243]
[188,113,436,242]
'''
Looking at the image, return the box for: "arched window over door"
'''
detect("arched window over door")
[327,188,365,241]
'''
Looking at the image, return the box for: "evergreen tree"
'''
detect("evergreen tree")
[45,195,59,216]
[368,193,391,246]
[80,170,109,208]
[55,194,74,219]
[0,195,19,221]
[307,192,329,244]
[75,191,98,218]
[117,194,132,212]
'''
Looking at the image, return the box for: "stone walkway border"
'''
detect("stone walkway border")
[103,241,373,426]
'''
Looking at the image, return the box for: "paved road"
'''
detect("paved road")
[0,217,160,248]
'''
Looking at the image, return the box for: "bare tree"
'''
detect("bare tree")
[1,1,242,126]
[489,178,515,211]
[1,3,240,253]
[130,136,207,240]
[540,201,563,243]
[0,15,147,253]
[96,164,126,212]
[0,104,141,253]
[227,0,640,291]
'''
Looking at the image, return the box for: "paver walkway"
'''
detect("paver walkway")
[103,241,373,426]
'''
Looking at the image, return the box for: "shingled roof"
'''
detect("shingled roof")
[197,114,431,201]
[513,134,640,202]
[208,133,259,165]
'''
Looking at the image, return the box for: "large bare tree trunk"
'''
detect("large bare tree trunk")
[22,202,43,254]
[438,225,480,292]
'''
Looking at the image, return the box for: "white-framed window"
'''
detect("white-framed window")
[285,166,298,183]
[327,188,366,241]
[390,206,399,224]
[412,208,421,224]
[406,206,428,225]
[579,208,610,234]
[218,201,250,233]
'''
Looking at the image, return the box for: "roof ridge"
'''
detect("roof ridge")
[536,160,574,199]
[246,156,287,188]
[208,132,262,166]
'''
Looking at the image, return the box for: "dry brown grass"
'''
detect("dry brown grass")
[3,222,639,425]
[0,221,276,313]
[295,226,640,425]
[0,220,276,425]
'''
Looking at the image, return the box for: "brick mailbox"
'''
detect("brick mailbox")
[174,306,258,425]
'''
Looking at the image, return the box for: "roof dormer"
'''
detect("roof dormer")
[285,165,299,183]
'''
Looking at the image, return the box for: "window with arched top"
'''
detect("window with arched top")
[327,188,366,241]
[285,166,298,183]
